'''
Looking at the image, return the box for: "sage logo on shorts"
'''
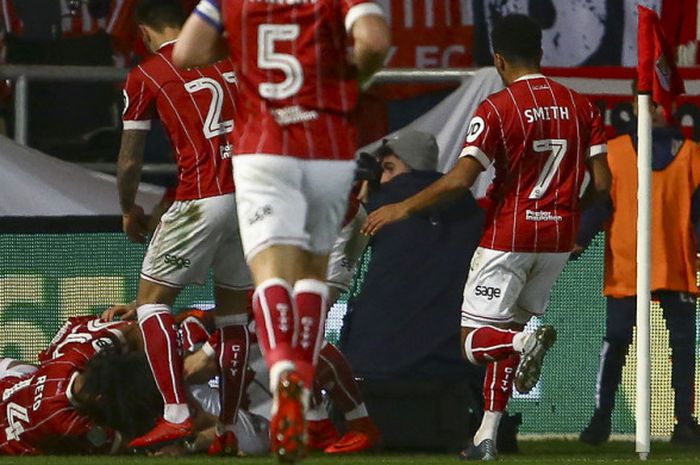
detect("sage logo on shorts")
[248,205,273,225]
[474,285,501,300]
[164,253,191,269]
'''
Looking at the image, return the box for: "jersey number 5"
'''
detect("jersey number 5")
[184,72,237,139]
[258,24,304,100]
[529,138,568,199]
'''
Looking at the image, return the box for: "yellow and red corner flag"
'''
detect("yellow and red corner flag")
[637,5,685,122]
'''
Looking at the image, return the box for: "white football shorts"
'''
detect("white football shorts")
[460,246,570,328]
[232,155,356,260]
[141,194,252,290]
[0,358,37,381]
[188,381,271,455]
[326,205,368,292]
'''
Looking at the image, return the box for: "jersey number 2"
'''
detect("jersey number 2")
[184,72,237,139]
[529,138,568,199]
[258,24,304,100]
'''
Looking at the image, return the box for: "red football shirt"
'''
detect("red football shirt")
[0,349,104,455]
[203,0,383,159]
[122,42,237,200]
[38,316,131,364]
[460,74,607,253]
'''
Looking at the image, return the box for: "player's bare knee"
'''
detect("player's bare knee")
[136,279,180,306]
[213,287,250,316]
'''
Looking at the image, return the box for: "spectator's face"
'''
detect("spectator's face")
[380,154,411,184]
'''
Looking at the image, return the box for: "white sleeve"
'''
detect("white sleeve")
[345,2,385,33]
[194,0,223,31]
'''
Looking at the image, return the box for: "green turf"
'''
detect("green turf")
[0,441,698,464]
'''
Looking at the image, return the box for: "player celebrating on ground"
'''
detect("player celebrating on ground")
[363,14,611,460]
[171,1,390,462]
[0,345,161,455]
[117,0,252,452]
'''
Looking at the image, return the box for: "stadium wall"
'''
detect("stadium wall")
[0,226,695,438]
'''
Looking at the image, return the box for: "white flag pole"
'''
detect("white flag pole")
[635,92,652,460]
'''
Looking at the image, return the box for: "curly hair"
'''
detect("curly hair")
[76,349,164,440]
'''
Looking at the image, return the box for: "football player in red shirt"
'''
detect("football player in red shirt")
[363,14,611,460]
[0,344,161,455]
[171,0,390,461]
[116,0,251,452]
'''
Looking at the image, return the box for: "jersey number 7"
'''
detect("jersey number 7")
[529,138,568,200]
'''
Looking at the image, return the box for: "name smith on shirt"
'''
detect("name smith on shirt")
[524,106,570,123]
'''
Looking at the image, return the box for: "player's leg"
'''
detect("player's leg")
[459,249,564,459]
[511,252,568,394]
[460,249,544,367]
[458,248,527,460]
[233,155,314,461]
[206,194,255,455]
[579,296,635,445]
[659,292,700,444]
[208,286,251,455]
[131,197,232,449]
[298,158,356,388]
[130,280,192,448]
[315,341,380,454]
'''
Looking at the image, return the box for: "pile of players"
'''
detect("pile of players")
[0,302,381,456]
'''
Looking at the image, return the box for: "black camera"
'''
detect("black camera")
[355,151,383,186]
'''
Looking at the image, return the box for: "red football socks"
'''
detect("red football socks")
[216,321,250,430]
[137,304,189,423]
[483,354,519,412]
[252,279,296,369]
[315,341,364,414]
[464,326,518,365]
[292,279,328,389]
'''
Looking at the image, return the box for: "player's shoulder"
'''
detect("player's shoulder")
[129,49,175,83]
[50,347,92,369]
[550,79,595,110]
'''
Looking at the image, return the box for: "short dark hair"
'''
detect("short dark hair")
[490,14,542,66]
[135,0,185,31]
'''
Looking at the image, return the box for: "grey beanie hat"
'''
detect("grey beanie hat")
[380,130,439,171]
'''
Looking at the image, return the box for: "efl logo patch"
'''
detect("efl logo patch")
[465,116,485,143]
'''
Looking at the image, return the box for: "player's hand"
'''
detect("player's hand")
[101,303,137,321]
[122,205,149,243]
[183,348,217,384]
[361,202,410,236]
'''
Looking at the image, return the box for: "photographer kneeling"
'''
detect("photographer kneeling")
[338,130,498,450]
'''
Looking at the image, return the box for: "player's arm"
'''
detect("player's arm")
[350,12,391,85]
[579,154,611,209]
[362,156,483,236]
[173,1,227,69]
[117,129,149,243]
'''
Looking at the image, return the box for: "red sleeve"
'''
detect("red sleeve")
[458,99,502,169]
[586,99,607,158]
[122,67,157,130]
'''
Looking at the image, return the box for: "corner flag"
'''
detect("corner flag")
[637,5,685,122]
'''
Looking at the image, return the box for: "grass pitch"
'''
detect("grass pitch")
[1,441,698,464]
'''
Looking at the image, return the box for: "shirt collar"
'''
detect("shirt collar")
[66,372,81,408]
[159,39,177,50]
[514,73,546,82]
